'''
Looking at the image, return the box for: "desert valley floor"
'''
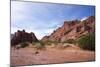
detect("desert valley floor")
[11,43,95,66]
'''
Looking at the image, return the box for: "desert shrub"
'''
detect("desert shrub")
[43,41,51,45]
[53,42,59,45]
[34,41,45,49]
[20,42,29,48]
[42,41,58,45]
[32,42,35,45]
[32,42,38,45]
[48,41,58,45]
[62,39,75,44]
[66,39,75,44]
[77,33,95,51]
[35,43,44,49]
[39,41,45,46]
[33,41,60,49]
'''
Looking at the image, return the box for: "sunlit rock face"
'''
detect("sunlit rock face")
[42,16,95,42]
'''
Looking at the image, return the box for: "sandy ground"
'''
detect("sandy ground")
[11,44,95,66]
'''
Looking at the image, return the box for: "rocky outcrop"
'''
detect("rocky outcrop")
[42,16,95,42]
[11,30,38,46]
[42,36,50,42]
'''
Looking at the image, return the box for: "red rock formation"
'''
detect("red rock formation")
[11,30,38,46]
[42,36,50,42]
[42,16,95,42]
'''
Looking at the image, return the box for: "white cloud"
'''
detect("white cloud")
[81,16,88,21]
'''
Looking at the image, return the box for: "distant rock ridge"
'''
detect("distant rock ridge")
[42,16,95,42]
[11,30,38,46]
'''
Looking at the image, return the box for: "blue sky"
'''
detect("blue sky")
[11,1,95,39]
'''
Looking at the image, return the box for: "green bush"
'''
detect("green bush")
[20,42,29,48]
[77,33,95,51]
